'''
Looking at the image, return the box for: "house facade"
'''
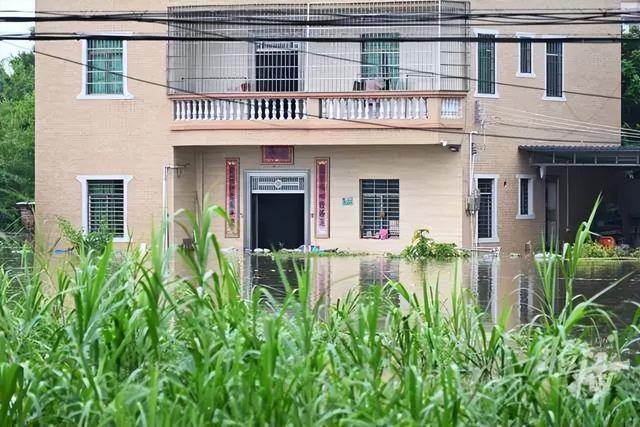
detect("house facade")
[35,0,624,255]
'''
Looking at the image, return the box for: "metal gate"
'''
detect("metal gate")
[250,175,305,193]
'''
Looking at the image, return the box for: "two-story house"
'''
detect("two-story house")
[36,0,630,255]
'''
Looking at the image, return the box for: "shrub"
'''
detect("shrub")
[57,216,112,255]
[401,228,467,260]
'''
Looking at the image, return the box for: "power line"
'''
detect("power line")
[7,40,622,145]
[0,33,631,43]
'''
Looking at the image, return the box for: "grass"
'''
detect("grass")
[0,201,639,425]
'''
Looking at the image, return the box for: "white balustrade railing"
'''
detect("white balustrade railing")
[441,98,462,119]
[174,98,308,121]
[320,97,428,120]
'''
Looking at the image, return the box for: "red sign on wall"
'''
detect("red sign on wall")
[315,158,330,239]
[225,158,240,238]
[262,146,294,165]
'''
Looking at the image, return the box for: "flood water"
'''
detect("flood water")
[238,253,640,329]
[1,241,639,328]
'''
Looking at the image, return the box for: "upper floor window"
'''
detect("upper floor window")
[80,39,131,99]
[360,179,399,239]
[545,41,564,99]
[517,35,534,76]
[360,34,400,91]
[476,32,497,96]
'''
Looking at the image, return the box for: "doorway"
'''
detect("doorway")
[545,177,559,245]
[252,193,304,249]
[244,171,310,250]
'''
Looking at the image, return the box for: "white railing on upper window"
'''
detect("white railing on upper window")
[320,97,427,120]
[441,98,462,119]
[174,98,307,121]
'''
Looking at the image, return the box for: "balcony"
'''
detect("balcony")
[170,92,465,131]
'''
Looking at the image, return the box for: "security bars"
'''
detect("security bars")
[167,1,469,94]
[87,179,125,238]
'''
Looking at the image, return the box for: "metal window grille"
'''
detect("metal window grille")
[250,175,305,193]
[477,178,494,239]
[167,1,469,94]
[519,39,532,74]
[87,39,124,95]
[477,33,495,95]
[87,180,125,238]
[360,179,400,238]
[519,178,530,216]
[546,41,563,98]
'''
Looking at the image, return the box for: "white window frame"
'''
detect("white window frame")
[78,34,133,100]
[516,33,535,78]
[543,35,566,102]
[474,28,499,99]
[475,173,499,243]
[76,175,133,243]
[516,174,535,219]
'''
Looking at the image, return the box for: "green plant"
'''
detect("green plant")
[401,228,467,260]
[57,217,112,255]
[0,202,636,425]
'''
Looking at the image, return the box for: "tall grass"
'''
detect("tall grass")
[0,203,639,426]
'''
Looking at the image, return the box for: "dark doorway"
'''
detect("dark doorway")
[251,193,305,250]
[254,49,300,119]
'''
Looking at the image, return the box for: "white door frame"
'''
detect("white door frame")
[243,170,311,249]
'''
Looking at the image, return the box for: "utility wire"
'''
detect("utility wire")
[5,40,623,145]
[485,104,640,138]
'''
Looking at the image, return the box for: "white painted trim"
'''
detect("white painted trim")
[474,28,499,98]
[76,175,133,243]
[515,33,536,78]
[542,35,566,101]
[474,174,499,243]
[516,174,536,219]
[78,34,133,100]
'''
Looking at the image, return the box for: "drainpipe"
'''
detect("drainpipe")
[469,131,478,250]
[162,164,187,250]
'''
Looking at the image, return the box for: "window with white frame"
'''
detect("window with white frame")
[476,177,498,241]
[517,175,535,218]
[517,36,533,76]
[77,176,132,241]
[476,32,497,95]
[545,41,564,98]
[83,39,130,97]
[360,179,399,239]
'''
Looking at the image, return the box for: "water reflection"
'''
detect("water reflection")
[239,253,640,327]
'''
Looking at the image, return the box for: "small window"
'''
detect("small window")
[360,34,400,90]
[477,33,496,95]
[86,39,125,95]
[360,179,399,239]
[518,38,533,75]
[476,177,497,241]
[517,176,535,218]
[545,41,564,98]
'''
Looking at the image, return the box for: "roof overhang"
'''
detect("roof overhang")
[519,145,640,167]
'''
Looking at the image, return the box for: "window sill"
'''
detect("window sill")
[474,92,499,99]
[113,237,130,243]
[542,95,566,102]
[516,72,536,78]
[478,237,500,244]
[360,237,400,240]
[77,93,134,100]
[516,214,536,220]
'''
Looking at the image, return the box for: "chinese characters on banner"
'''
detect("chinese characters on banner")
[315,158,330,238]
[225,158,240,238]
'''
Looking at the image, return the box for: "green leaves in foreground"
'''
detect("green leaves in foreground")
[0,203,639,425]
